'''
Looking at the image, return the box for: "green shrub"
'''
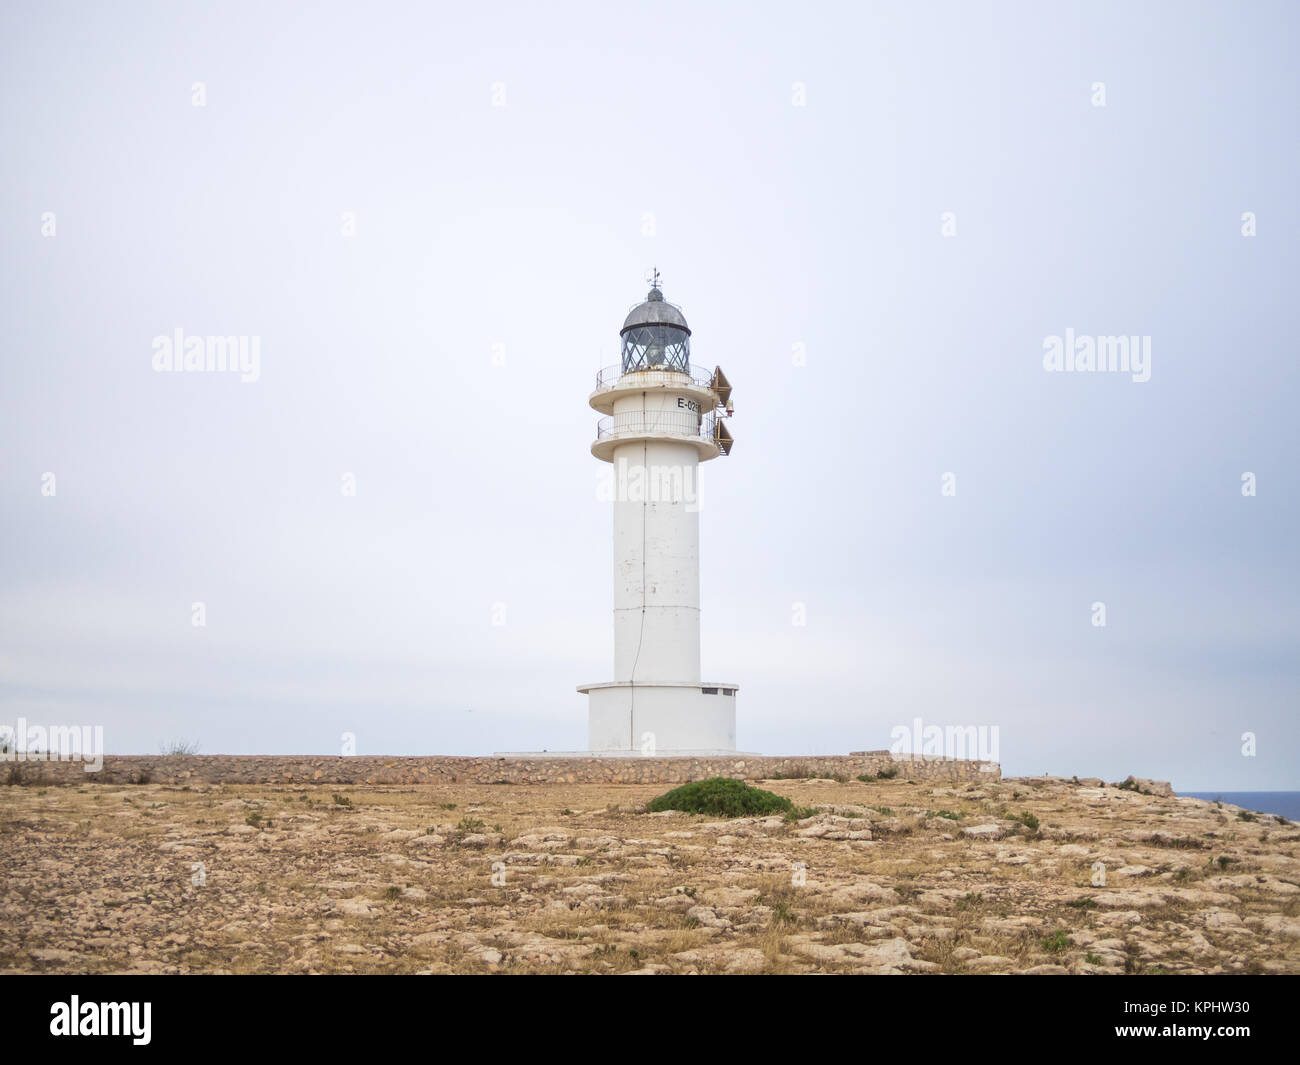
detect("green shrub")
[770,900,796,925]
[645,777,794,818]
[1041,929,1070,954]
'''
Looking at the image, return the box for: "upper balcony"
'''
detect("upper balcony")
[595,364,715,391]
[590,363,720,416]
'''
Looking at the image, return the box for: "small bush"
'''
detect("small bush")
[456,816,485,831]
[1041,929,1070,954]
[1236,810,1257,822]
[332,793,352,806]
[645,777,794,818]
[160,739,201,756]
[877,766,899,780]
[770,900,796,925]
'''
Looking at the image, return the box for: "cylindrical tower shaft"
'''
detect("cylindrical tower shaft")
[611,435,701,684]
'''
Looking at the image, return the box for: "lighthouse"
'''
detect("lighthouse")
[578,277,739,754]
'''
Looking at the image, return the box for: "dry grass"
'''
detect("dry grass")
[1,776,1297,974]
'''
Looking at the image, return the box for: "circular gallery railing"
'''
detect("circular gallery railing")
[596,409,718,445]
[594,364,715,392]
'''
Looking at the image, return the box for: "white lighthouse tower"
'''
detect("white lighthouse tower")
[578,276,739,754]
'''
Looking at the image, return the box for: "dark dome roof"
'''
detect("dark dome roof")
[621,286,690,334]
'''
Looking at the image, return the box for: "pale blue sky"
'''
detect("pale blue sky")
[1,1,1296,788]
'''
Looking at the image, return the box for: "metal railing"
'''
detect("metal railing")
[596,409,719,445]
[594,364,715,391]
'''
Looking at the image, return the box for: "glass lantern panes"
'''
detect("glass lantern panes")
[620,324,691,373]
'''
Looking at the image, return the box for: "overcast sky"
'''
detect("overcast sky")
[1,1,1296,789]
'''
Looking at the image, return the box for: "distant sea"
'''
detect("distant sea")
[1183,792,1300,820]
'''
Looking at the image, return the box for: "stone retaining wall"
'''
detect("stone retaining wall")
[5,752,999,787]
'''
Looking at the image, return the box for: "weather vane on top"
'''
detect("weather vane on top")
[647,266,661,291]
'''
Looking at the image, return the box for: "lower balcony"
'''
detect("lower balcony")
[592,409,730,462]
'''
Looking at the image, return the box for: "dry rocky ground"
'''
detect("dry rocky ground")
[2,774,1298,974]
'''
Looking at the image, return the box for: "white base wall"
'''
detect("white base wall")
[581,683,737,753]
